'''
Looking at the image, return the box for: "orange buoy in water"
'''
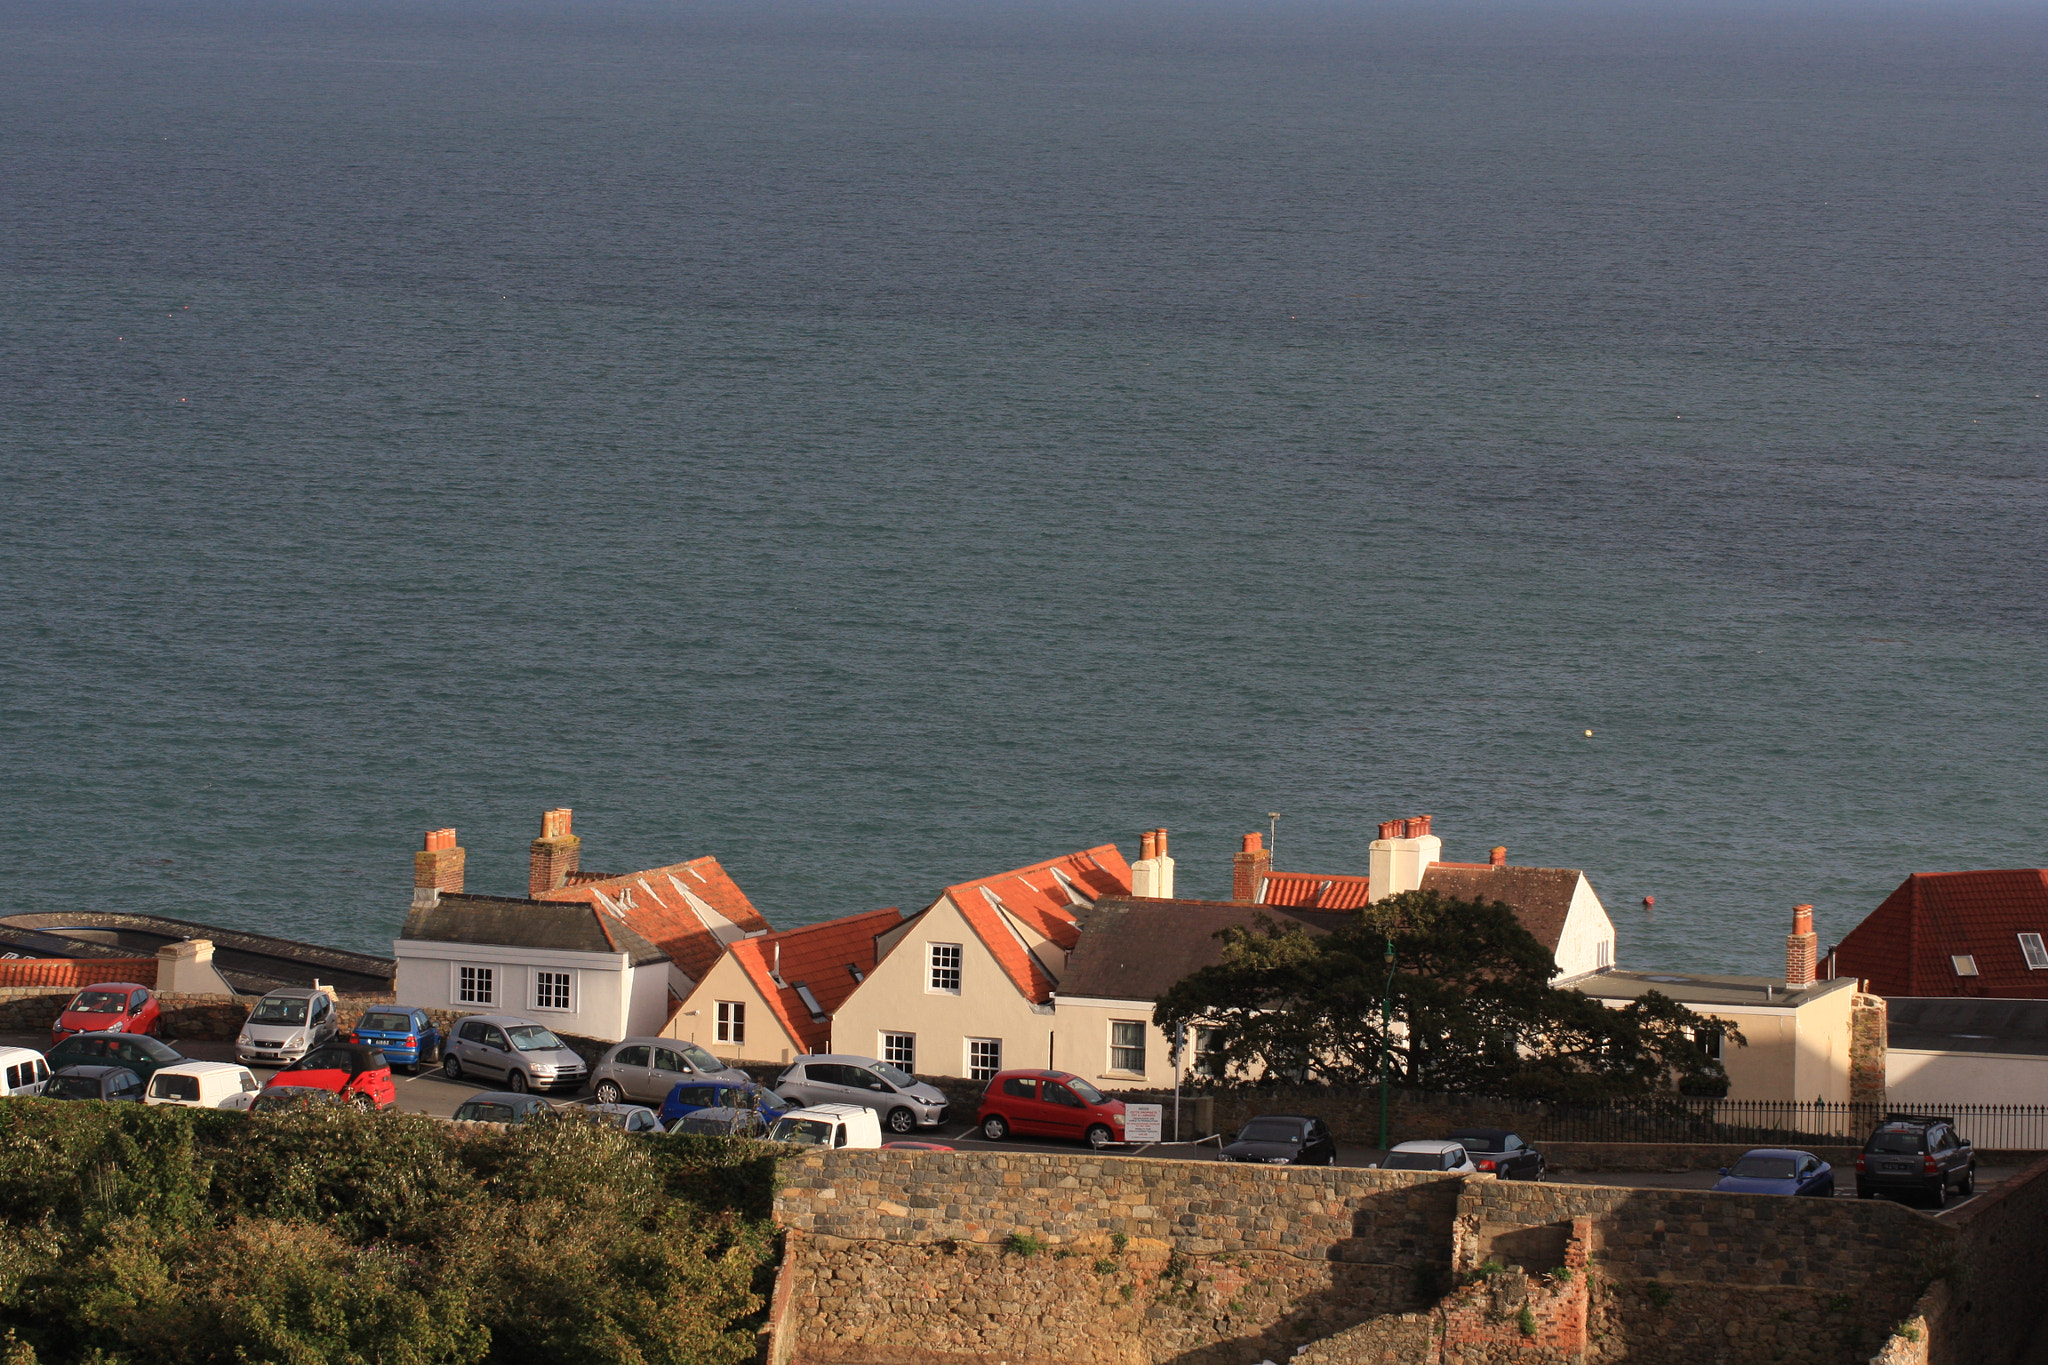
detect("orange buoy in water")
[1642,895,1655,909]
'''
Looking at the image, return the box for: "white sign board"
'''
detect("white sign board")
[1123,1104,1163,1144]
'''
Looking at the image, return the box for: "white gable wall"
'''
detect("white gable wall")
[394,939,655,1042]
[1551,875,1617,979]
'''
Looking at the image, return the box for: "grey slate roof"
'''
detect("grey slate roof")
[1886,997,2048,1057]
[1057,896,1354,1002]
[401,893,670,967]
[1419,866,1584,953]
[1564,967,1856,1010]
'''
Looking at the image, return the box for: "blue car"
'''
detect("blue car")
[348,1007,441,1073]
[658,1079,788,1127]
[1713,1148,1835,1197]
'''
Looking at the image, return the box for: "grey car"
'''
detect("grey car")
[236,988,341,1066]
[588,1037,749,1106]
[442,1015,588,1094]
[773,1054,949,1134]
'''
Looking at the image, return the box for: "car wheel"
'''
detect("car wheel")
[351,1092,376,1111]
[1960,1167,1976,1196]
[1085,1124,1113,1150]
[594,1080,624,1105]
[508,1070,530,1095]
[981,1115,1009,1141]
[443,1054,463,1080]
[886,1107,916,1134]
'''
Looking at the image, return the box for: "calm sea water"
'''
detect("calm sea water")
[2,0,2043,975]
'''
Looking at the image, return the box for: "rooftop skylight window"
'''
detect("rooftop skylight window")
[1048,866,1093,906]
[793,983,827,1023]
[2021,934,2048,970]
[1952,955,1980,977]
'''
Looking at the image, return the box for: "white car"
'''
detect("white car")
[766,1102,883,1149]
[236,987,341,1066]
[1376,1139,1478,1175]
[0,1047,49,1097]
[145,1061,263,1110]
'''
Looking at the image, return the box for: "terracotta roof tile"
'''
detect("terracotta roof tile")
[726,907,905,1053]
[0,960,159,990]
[1832,870,2048,998]
[538,856,772,985]
[938,844,1133,1004]
[1260,872,1372,911]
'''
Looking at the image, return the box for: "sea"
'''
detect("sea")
[1,0,2043,977]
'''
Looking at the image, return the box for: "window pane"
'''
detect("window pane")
[928,944,962,993]
[1109,1021,1146,1072]
[882,1034,915,1070]
[968,1039,1002,1082]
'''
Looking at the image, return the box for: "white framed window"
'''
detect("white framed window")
[2021,934,2048,970]
[927,943,962,994]
[533,970,572,1012]
[716,1001,746,1045]
[456,965,494,1005]
[967,1038,1001,1081]
[1692,1026,1724,1061]
[1109,1020,1146,1074]
[1953,955,1980,977]
[882,1032,916,1071]
[1193,1026,1224,1079]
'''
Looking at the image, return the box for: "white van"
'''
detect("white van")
[145,1061,262,1110]
[766,1102,883,1150]
[0,1048,48,1097]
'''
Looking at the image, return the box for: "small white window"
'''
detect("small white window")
[1109,1020,1146,1073]
[927,943,962,994]
[1952,955,1980,977]
[716,1001,746,1045]
[882,1032,916,1070]
[2020,934,2048,970]
[967,1038,1002,1081]
[457,965,494,1005]
[534,970,572,1012]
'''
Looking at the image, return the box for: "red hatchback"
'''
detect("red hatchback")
[974,1069,1127,1149]
[52,983,161,1046]
[262,1044,396,1110]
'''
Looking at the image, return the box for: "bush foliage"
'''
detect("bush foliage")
[0,1101,779,1365]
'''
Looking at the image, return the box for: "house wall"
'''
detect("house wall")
[830,896,1055,1078]
[667,951,805,1066]
[1888,1048,2048,1106]
[393,940,638,1041]
[1656,991,1851,1105]
[1053,995,1180,1089]
[1550,877,1616,979]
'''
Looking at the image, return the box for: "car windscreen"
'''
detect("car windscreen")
[250,998,308,1024]
[1453,1133,1505,1152]
[679,1042,724,1073]
[869,1062,916,1089]
[770,1118,834,1145]
[1868,1131,1924,1154]
[455,1102,518,1123]
[1239,1120,1305,1143]
[1728,1156,1798,1179]
[1384,1151,1444,1171]
[357,1013,412,1033]
[69,990,128,1012]
[505,1026,565,1053]
[49,1075,104,1099]
[1063,1077,1108,1105]
[677,1115,743,1135]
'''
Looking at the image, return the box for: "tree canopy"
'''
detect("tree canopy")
[1153,889,1738,1103]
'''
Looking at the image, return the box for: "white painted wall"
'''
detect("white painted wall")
[1552,876,1617,980]
[393,940,643,1041]
[1368,834,1442,902]
[1888,1049,2048,1107]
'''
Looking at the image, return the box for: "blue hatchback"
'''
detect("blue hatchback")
[658,1079,788,1127]
[1713,1148,1835,1197]
[348,1007,442,1073]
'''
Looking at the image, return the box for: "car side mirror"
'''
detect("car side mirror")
[1719,1167,1729,1176]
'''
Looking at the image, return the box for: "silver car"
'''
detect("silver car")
[589,1037,749,1106]
[236,988,341,1066]
[442,1015,588,1094]
[773,1054,949,1134]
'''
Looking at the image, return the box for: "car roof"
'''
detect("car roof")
[462,1091,547,1105]
[70,981,149,992]
[782,1103,872,1118]
[1247,1113,1317,1124]
[798,1054,889,1066]
[0,1047,43,1064]
[154,1061,249,1076]
[262,987,322,999]
[1739,1148,1820,1161]
[1391,1139,1466,1153]
[54,1065,133,1078]
[1449,1127,1517,1139]
[457,1015,543,1027]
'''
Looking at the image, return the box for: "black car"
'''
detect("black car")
[46,1033,184,1083]
[1449,1128,1547,1181]
[1219,1114,1338,1166]
[44,1065,145,1103]
[1856,1113,1976,1206]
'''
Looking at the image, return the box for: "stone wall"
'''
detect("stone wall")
[1921,1153,2048,1364]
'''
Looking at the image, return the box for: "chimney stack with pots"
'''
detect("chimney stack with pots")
[529,808,581,896]
[1130,827,1176,898]
[414,828,464,908]
[1368,815,1442,903]
[1786,904,1819,988]
[1233,831,1273,903]
[1489,846,1508,867]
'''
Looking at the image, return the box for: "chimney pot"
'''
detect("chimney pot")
[529,809,582,896]
[1140,830,1157,861]
[424,828,456,852]
[1156,827,1168,859]
[1378,819,1403,841]
[1489,846,1507,867]
[1241,832,1263,853]
[1403,815,1432,839]
[1793,904,1814,936]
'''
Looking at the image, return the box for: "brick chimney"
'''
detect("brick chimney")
[1368,815,1441,903]
[413,828,465,908]
[1786,904,1818,988]
[1232,832,1272,903]
[1489,846,1507,867]
[529,809,581,896]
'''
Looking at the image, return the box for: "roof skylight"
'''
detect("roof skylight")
[1952,955,1980,977]
[2021,934,2048,970]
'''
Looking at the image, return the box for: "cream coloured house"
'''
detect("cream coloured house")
[664,907,903,1067]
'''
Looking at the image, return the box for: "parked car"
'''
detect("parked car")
[774,1056,949,1134]
[44,1065,145,1103]
[451,1092,553,1125]
[589,1038,747,1106]
[1714,1148,1835,1197]
[1856,1113,1977,1206]
[443,1016,588,1094]
[0,1047,50,1097]
[1450,1128,1547,1181]
[145,1061,262,1110]
[1219,1114,1338,1166]
[766,1102,883,1149]
[657,1079,789,1128]
[236,987,341,1066]
[248,1086,350,1115]
[972,1069,1126,1149]
[46,1032,184,1083]
[579,1103,665,1135]
[669,1106,770,1138]
[1376,1140,1477,1175]
[263,1044,396,1109]
[348,1007,442,1073]
[51,983,160,1044]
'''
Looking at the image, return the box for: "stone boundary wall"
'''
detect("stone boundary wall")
[1919,1152,2048,1364]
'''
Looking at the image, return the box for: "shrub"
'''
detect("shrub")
[1516,1304,1537,1338]
[1002,1233,1045,1257]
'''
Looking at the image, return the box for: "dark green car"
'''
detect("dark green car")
[45,1032,185,1082]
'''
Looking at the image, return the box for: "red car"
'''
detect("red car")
[974,1069,1127,1149]
[262,1044,396,1109]
[52,983,161,1046]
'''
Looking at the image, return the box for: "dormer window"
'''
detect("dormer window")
[1952,955,1980,977]
[2021,934,2048,970]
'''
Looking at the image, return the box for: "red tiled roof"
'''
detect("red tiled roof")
[0,960,158,990]
[726,907,905,1053]
[538,856,771,985]
[1255,863,1586,952]
[1832,870,2048,998]
[1260,872,1372,911]
[939,844,1134,1004]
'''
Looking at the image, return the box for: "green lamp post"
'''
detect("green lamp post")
[1378,936,1396,1153]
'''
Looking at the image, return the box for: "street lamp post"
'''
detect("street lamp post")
[1378,936,1396,1154]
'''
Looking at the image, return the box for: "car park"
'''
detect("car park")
[236,988,341,1066]
[51,983,160,1044]
[1377,1140,1478,1175]
[46,1032,185,1083]
[579,1103,665,1135]
[973,1069,1126,1149]
[1450,1128,1547,1181]
[264,1045,396,1109]
[766,1103,883,1149]
[774,1055,950,1134]
[0,1047,50,1097]
[145,1061,262,1110]
[451,1092,553,1125]
[668,1106,770,1138]
[589,1038,748,1106]
[443,1016,588,1094]
[1714,1148,1835,1197]
[656,1079,788,1127]
[1218,1114,1338,1166]
[1856,1113,1977,1206]
[247,1086,350,1115]
[45,1065,145,1103]
[348,1007,442,1073]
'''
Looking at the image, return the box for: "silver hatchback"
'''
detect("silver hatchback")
[589,1037,749,1106]
[236,988,341,1066]
[773,1055,949,1134]
[442,1015,588,1094]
